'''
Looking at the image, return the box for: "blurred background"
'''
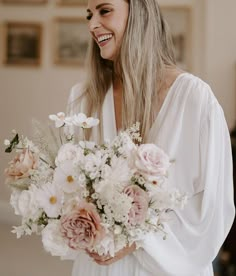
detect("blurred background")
[0,0,236,275]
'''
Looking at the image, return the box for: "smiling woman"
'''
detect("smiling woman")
[67,0,235,275]
[86,0,129,61]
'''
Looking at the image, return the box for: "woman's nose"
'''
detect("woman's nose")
[89,14,101,31]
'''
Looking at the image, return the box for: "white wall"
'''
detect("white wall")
[204,0,236,127]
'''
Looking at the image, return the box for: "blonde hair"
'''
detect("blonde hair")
[71,0,176,142]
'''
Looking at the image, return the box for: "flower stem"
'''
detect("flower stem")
[39,157,55,170]
[59,127,63,145]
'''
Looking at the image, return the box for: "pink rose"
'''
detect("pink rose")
[134,144,170,177]
[5,148,38,181]
[60,201,105,250]
[124,185,149,225]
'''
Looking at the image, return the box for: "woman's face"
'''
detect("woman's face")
[87,0,129,61]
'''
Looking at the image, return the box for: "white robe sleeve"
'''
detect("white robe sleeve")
[65,83,85,138]
[134,101,235,275]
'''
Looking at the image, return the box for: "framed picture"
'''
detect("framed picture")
[53,18,90,66]
[161,6,192,71]
[3,22,42,66]
[2,0,47,4]
[57,0,87,6]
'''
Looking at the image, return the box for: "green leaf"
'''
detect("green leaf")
[5,133,19,153]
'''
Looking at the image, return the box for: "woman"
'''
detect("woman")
[68,0,235,275]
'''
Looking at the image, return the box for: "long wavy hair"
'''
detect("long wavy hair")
[71,0,176,142]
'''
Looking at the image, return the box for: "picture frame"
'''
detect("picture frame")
[161,6,192,71]
[3,22,42,66]
[53,17,90,66]
[56,0,87,6]
[1,0,47,4]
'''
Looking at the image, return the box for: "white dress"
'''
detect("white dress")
[69,73,235,276]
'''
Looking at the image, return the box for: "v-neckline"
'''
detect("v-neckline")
[104,72,189,141]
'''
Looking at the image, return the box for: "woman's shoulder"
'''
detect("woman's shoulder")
[177,72,217,105]
[176,72,223,121]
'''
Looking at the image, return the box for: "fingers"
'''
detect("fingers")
[86,250,114,265]
[86,243,136,266]
[94,258,114,266]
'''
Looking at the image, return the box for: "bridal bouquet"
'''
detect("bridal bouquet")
[4,112,187,259]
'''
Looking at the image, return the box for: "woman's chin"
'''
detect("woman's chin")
[100,50,116,61]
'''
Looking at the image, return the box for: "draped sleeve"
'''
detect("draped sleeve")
[134,81,235,275]
[67,83,86,115]
[65,83,86,139]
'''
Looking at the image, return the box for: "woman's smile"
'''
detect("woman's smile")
[87,0,129,61]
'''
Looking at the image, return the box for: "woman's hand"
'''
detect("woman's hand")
[86,243,136,266]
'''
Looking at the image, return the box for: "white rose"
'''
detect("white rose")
[42,220,78,259]
[17,189,36,217]
[134,144,170,177]
[12,187,38,218]
[55,143,83,166]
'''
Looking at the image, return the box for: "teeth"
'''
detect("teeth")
[97,34,112,43]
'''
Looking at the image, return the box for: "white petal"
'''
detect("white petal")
[57,112,65,118]
[4,139,11,146]
[55,120,65,128]
[49,114,58,121]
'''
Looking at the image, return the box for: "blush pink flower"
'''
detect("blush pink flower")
[5,148,38,182]
[60,201,105,250]
[134,144,170,178]
[124,185,149,225]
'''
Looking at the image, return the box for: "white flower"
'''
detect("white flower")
[10,187,39,218]
[114,225,122,235]
[99,156,131,192]
[110,156,132,185]
[17,189,37,218]
[72,113,99,128]
[53,160,81,193]
[49,112,66,128]
[55,143,83,166]
[36,182,63,218]
[82,151,105,178]
[12,225,27,239]
[63,116,74,126]
[42,220,78,259]
[133,144,171,179]
[4,139,11,146]
[107,193,132,223]
[114,132,136,157]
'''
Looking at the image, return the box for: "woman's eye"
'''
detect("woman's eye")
[100,9,110,15]
[86,14,92,20]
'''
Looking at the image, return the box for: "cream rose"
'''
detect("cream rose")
[124,185,149,225]
[60,201,105,250]
[5,148,38,181]
[134,144,170,177]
